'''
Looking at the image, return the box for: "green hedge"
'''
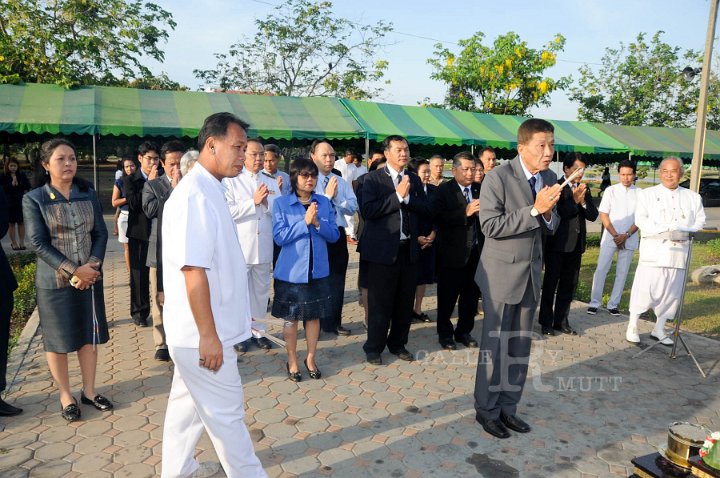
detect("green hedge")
[8,252,36,353]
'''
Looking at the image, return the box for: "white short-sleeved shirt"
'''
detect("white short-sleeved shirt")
[162,162,251,348]
[598,183,639,250]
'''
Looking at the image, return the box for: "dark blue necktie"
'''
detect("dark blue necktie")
[528,176,537,201]
[397,175,410,237]
[464,187,471,204]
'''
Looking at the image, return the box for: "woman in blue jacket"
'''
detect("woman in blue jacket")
[272,157,339,382]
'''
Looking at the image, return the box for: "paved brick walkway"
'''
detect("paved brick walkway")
[1,217,719,477]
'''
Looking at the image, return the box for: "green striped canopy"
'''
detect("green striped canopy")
[0,83,365,140]
[341,99,628,153]
[593,123,720,159]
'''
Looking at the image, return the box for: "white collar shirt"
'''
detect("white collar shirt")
[598,182,639,250]
[518,156,554,229]
[162,162,251,348]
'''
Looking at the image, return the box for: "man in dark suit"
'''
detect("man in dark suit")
[0,188,22,416]
[473,119,562,439]
[539,153,598,336]
[431,152,484,350]
[142,140,185,360]
[125,141,160,327]
[360,135,429,365]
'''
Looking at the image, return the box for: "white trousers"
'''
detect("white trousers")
[628,265,683,320]
[247,263,271,334]
[161,347,267,478]
[589,245,635,309]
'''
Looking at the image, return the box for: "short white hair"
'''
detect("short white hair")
[660,156,684,172]
[180,149,199,176]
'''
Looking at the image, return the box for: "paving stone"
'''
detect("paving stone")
[70,451,112,473]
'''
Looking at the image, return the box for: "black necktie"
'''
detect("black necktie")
[397,174,410,238]
[466,186,477,245]
[528,176,537,201]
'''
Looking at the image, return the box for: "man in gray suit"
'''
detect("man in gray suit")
[473,118,562,439]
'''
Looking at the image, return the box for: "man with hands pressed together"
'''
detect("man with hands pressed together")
[161,113,266,478]
[431,152,484,351]
[473,119,561,439]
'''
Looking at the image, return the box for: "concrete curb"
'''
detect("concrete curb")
[3,306,39,398]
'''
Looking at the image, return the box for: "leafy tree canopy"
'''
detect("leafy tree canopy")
[0,0,177,88]
[194,0,392,99]
[426,31,569,115]
[570,31,720,129]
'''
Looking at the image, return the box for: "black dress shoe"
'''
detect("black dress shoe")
[303,359,322,379]
[81,392,114,411]
[541,326,556,336]
[389,347,414,362]
[439,337,457,350]
[154,348,171,362]
[366,353,382,365]
[557,326,577,336]
[61,399,81,422]
[336,326,351,336]
[133,317,148,327]
[476,415,510,439]
[455,333,478,348]
[286,363,302,382]
[0,398,22,416]
[252,337,273,350]
[500,413,531,433]
[233,339,250,353]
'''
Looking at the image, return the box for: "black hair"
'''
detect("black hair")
[289,157,319,195]
[264,144,281,156]
[368,156,386,171]
[617,159,636,173]
[452,151,476,168]
[197,112,250,152]
[479,146,495,156]
[161,140,187,160]
[382,135,407,151]
[562,152,584,170]
[309,139,332,154]
[517,118,554,145]
[34,138,91,191]
[370,148,384,157]
[407,158,429,174]
[138,141,159,157]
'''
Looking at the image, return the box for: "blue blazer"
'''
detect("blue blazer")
[272,193,340,283]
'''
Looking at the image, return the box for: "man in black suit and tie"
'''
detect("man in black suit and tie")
[539,153,598,336]
[431,152,484,350]
[473,118,562,439]
[125,141,159,327]
[359,135,428,365]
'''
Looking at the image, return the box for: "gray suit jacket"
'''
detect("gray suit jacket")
[474,156,559,305]
[142,175,172,268]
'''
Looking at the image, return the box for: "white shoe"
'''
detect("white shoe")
[192,462,221,478]
[625,326,640,343]
[650,331,673,346]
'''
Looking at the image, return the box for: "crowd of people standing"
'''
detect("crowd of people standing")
[0,112,707,476]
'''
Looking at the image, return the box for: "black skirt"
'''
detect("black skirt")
[271,277,331,322]
[37,284,109,353]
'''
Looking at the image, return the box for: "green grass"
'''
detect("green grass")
[8,252,37,353]
[577,235,720,339]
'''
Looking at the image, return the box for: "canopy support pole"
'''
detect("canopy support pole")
[364,137,369,162]
[92,134,98,192]
[471,145,475,155]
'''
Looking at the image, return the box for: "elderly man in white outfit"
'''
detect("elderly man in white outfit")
[224,138,279,352]
[161,113,267,478]
[335,149,359,243]
[587,160,639,316]
[626,157,706,345]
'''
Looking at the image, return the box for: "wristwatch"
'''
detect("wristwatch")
[530,207,540,217]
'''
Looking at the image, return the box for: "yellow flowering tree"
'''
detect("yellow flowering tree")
[427,32,569,115]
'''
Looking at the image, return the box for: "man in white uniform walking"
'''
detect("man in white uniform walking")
[161,112,267,478]
[626,157,705,345]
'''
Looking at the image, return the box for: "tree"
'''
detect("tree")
[194,0,392,99]
[569,31,720,129]
[426,32,569,115]
[0,0,177,88]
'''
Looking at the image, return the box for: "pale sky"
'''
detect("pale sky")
[145,0,714,121]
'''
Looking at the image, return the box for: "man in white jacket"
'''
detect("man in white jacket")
[224,138,280,352]
[626,157,706,345]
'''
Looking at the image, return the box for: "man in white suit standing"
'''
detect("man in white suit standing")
[224,138,280,352]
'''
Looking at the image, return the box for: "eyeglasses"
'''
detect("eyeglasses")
[298,172,318,179]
